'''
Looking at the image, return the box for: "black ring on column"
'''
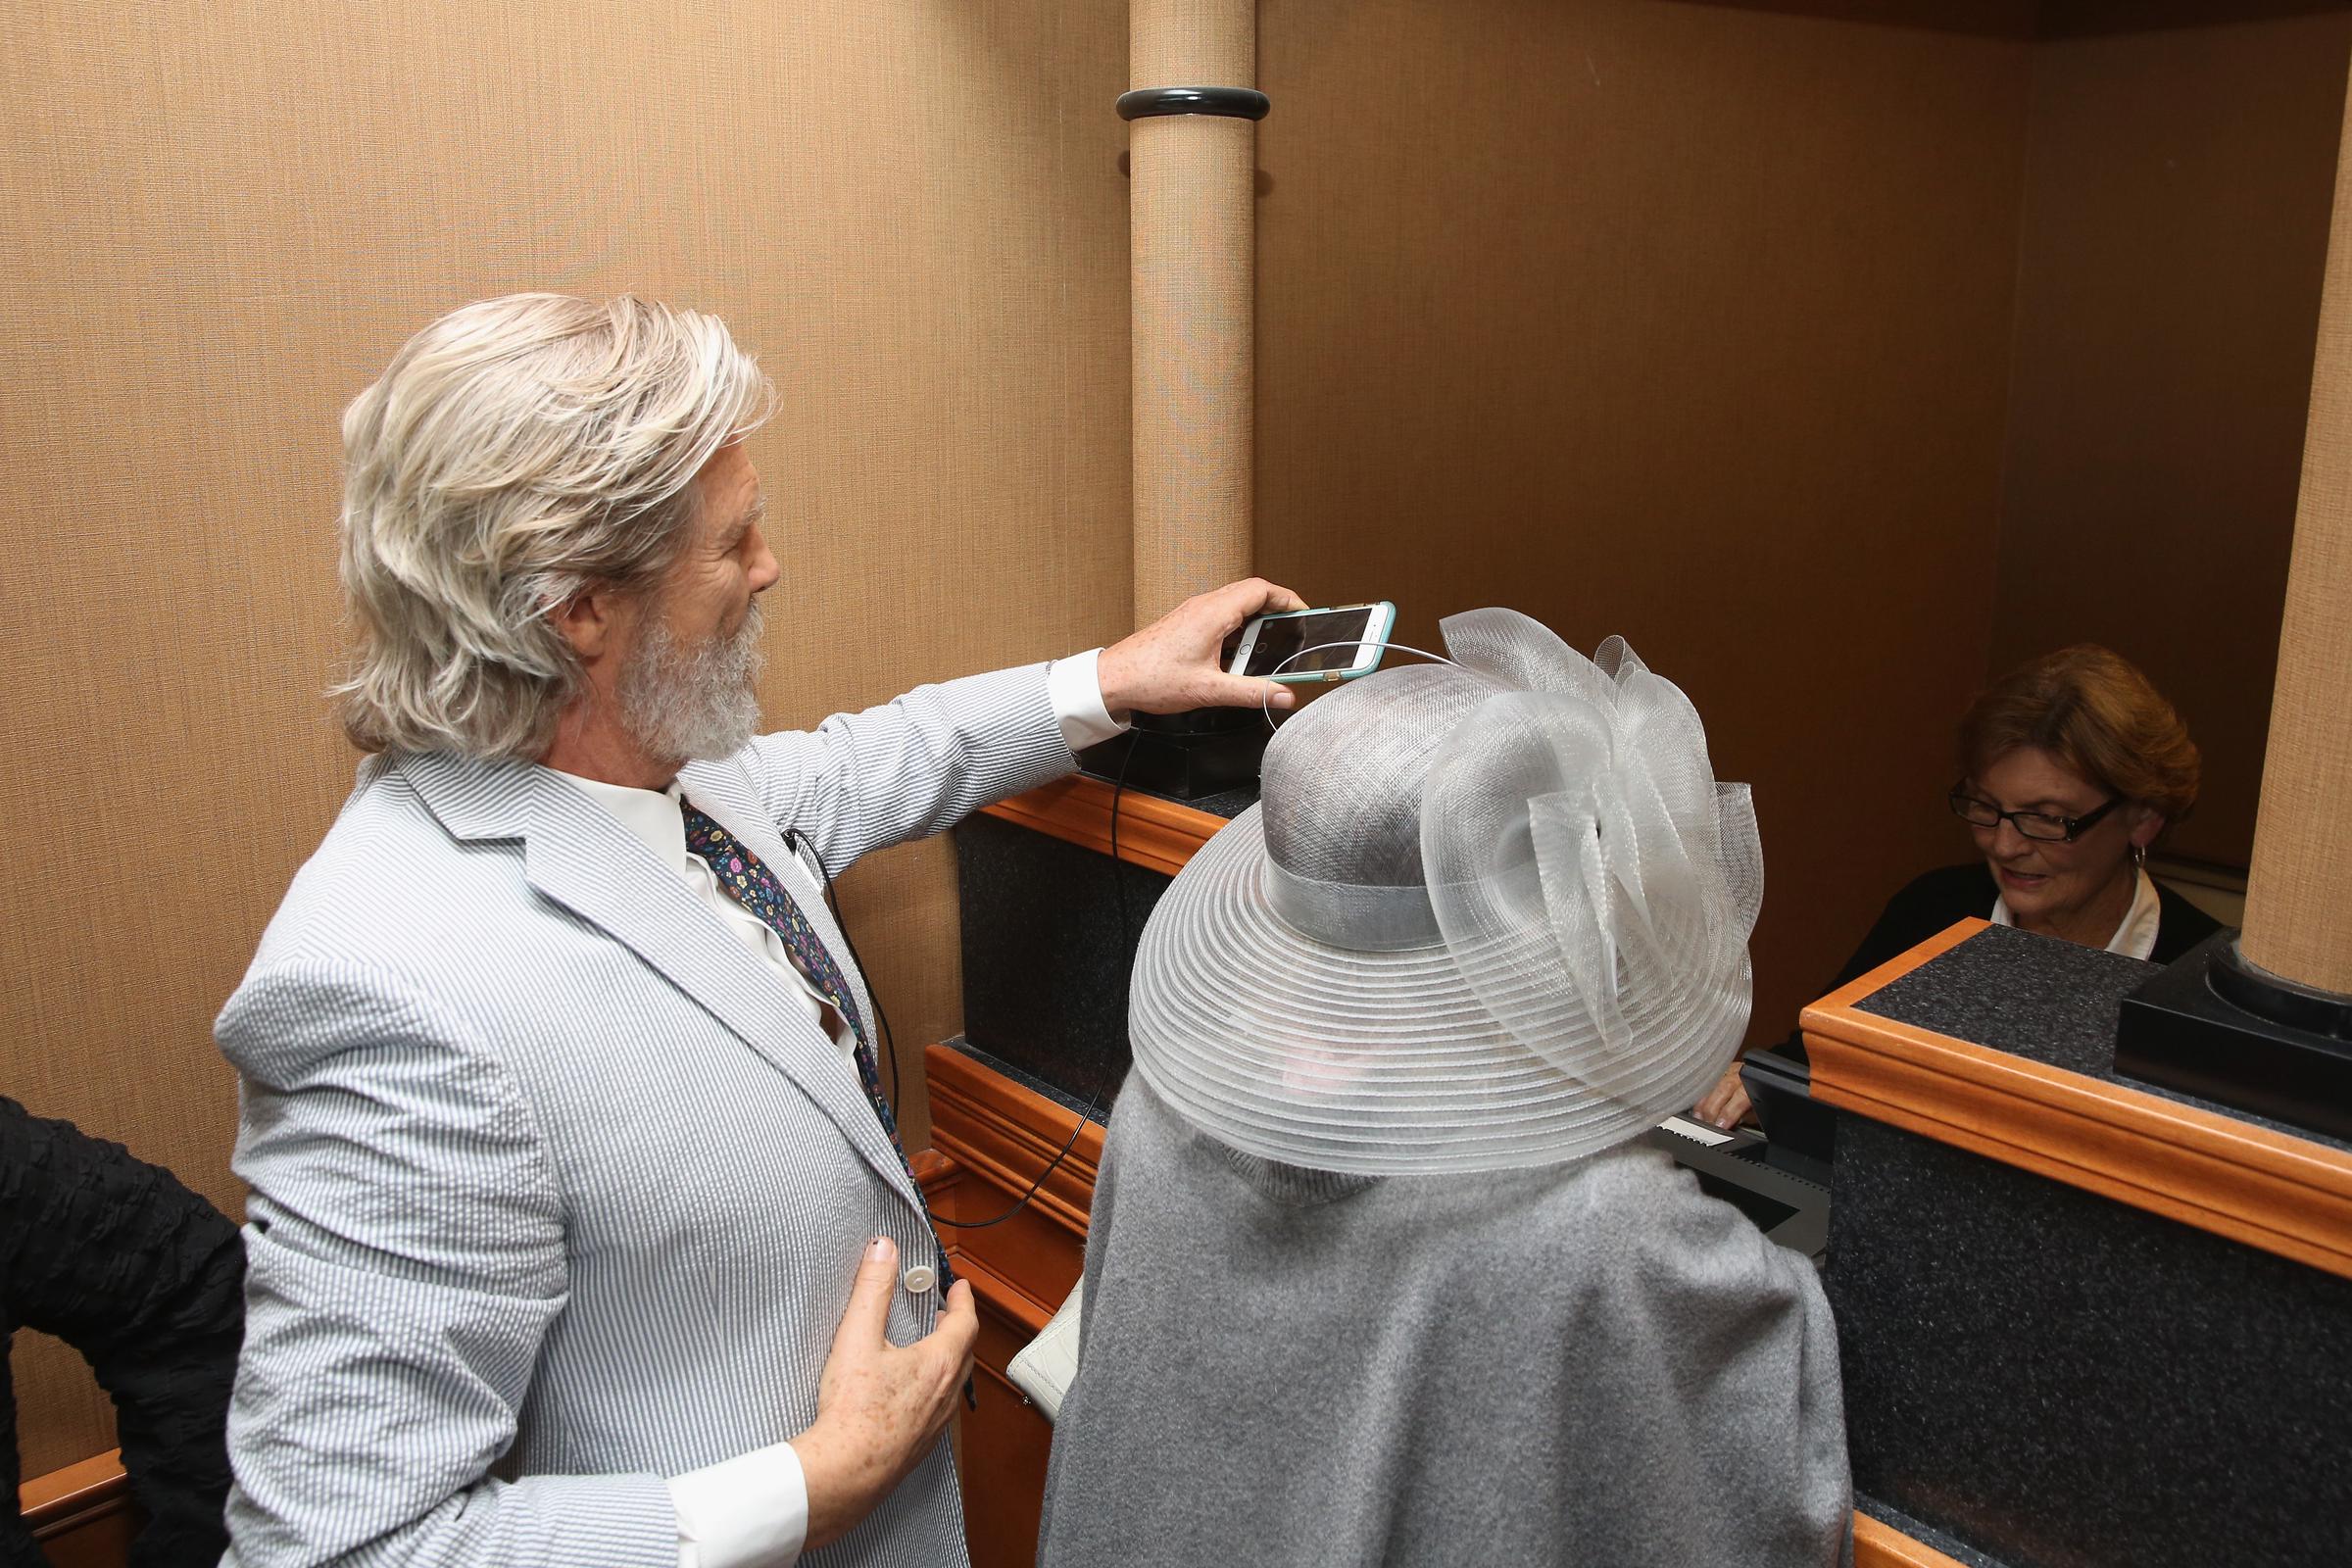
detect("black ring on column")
[1116,87,1270,122]
[2209,940,2352,1040]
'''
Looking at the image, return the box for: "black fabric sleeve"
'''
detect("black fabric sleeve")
[1,1327,35,1568]
[0,1098,244,1568]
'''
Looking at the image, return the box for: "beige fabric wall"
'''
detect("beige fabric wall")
[1987,9,2352,867]
[2242,50,2352,999]
[1255,1,2034,1057]
[14,0,2342,1496]
[0,0,1130,1477]
[1129,0,1261,620]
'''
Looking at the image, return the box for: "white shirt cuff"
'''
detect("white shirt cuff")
[1048,647,1128,752]
[671,1441,808,1568]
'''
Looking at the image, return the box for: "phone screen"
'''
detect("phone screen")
[1243,609,1379,677]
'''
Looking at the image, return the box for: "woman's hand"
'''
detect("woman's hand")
[1693,1062,1753,1132]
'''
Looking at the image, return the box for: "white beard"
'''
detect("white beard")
[617,597,767,763]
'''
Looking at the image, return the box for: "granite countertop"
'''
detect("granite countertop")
[1855,1496,2010,1568]
[945,1035,1102,1119]
[1854,923,2352,1156]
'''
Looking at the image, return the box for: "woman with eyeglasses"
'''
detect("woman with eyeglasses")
[1694,644,2220,1130]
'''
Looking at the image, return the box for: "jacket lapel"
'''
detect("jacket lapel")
[398,751,922,1211]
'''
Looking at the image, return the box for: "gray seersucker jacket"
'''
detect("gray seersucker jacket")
[219,664,1073,1568]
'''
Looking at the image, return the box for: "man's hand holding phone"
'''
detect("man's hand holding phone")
[1098,578,1309,720]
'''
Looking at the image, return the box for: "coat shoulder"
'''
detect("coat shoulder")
[219,767,542,1075]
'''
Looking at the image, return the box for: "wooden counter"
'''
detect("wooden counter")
[920,1043,1104,1568]
[976,774,1227,877]
[18,1450,132,1565]
[1801,918,2352,1281]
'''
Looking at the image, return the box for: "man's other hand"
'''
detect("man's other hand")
[793,1237,979,1549]
[1097,578,1311,720]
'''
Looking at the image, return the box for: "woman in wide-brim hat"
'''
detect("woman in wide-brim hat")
[1039,609,1851,1568]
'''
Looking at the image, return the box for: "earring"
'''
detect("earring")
[2132,842,2148,869]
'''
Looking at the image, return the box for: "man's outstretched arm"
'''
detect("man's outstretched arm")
[748,577,1307,875]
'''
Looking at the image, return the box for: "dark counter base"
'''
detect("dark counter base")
[1831,925,2352,1566]
[1829,1102,2352,1567]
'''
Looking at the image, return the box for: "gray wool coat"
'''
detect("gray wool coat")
[1040,1075,1852,1568]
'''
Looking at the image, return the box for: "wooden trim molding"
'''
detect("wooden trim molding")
[921,1043,1104,1242]
[1852,1513,1975,1568]
[20,1447,127,1537]
[977,775,1226,877]
[1804,918,2352,1280]
[911,1148,1062,1336]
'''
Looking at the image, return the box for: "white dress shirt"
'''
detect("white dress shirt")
[558,651,1123,1568]
[1990,864,2164,961]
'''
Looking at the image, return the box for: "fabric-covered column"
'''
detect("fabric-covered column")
[1128,0,1257,622]
[2239,63,2352,999]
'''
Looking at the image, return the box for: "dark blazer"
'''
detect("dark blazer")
[1780,861,2224,1061]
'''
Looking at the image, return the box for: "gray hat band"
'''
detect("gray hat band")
[1261,859,1445,953]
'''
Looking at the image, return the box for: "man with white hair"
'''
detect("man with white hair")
[217,293,1302,1567]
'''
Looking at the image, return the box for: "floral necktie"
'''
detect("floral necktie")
[680,800,953,1289]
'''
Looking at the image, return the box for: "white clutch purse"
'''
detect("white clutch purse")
[1005,1279,1085,1422]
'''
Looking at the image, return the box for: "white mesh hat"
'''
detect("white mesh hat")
[1128,608,1762,1174]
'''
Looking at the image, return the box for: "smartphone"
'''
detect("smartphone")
[1227,603,1397,684]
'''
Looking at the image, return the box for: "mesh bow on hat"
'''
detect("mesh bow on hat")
[1128,608,1762,1174]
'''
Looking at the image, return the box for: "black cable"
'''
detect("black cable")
[801,726,1172,1234]
[930,1105,1094,1231]
[789,805,1080,1439]
[787,830,904,1113]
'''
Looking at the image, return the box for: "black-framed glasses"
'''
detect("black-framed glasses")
[1947,784,2122,843]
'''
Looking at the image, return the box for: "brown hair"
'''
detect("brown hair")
[1957,646,2200,826]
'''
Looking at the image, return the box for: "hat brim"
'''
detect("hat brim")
[1129,805,1743,1174]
